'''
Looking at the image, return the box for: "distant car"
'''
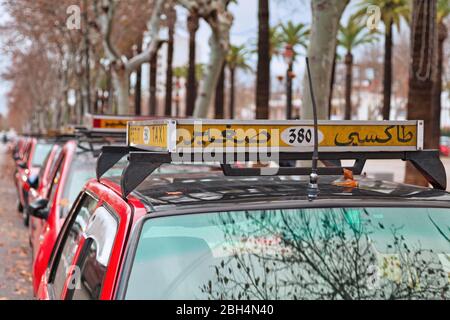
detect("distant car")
[28,138,126,296]
[14,138,53,216]
[2,132,9,144]
[440,136,450,157]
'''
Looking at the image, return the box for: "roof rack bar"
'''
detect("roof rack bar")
[96,146,139,180]
[96,146,446,198]
[220,159,366,177]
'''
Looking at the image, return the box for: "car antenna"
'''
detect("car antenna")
[305,57,319,201]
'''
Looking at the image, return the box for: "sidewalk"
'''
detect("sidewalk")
[0,145,33,300]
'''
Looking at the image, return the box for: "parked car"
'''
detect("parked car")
[35,119,450,300]
[28,137,126,296]
[14,138,53,216]
[440,136,450,157]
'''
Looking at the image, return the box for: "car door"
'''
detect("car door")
[37,192,99,299]
[41,184,134,300]
[30,150,65,260]
[62,205,119,300]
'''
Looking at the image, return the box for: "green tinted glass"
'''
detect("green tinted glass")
[126,208,450,300]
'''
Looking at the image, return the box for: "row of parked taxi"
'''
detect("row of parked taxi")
[8,116,450,300]
[11,116,129,299]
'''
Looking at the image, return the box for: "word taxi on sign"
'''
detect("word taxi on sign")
[126,120,423,153]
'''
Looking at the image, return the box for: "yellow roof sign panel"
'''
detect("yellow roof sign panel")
[127,120,423,152]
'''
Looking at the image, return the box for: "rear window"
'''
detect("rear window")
[32,143,53,167]
[126,207,450,300]
[60,152,124,218]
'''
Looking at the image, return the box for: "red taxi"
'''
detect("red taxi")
[36,119,450,300]
[28,115,153,296]
[14,138,53,215]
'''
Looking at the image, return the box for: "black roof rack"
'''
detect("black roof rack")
[97,147,447,199]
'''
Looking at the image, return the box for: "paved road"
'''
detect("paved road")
[0,145,33,300]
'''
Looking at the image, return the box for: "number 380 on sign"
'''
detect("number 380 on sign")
[281,127,324,147]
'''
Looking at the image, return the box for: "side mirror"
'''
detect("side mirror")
[18,161,28,169]
[27,175,39,190]
[29,199,49,220]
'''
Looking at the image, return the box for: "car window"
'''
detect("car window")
[125,207,450,300]
[51,194,98,299]
[67,206,119,300]
[59,152,124,219]
[47,156,65,203]
[38,146,61,182]
[22,141,32,161]
[31,143,53,167]
[59,156,96,219]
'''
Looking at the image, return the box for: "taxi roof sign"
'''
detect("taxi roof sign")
[97,119,446,197]
[85,114,143,132]
[126,119,424,153]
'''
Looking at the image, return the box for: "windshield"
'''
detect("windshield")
[126,207,450,300]
[31,143,53,167]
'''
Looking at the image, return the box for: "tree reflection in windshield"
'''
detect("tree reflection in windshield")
[200,208,450,300]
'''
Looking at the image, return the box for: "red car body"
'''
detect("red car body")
[13,138,37,211]
[440,145,450,157]
[31,138,124,296]
[30,141,78,294]
[28,144,62,251]
[36,178,146,300]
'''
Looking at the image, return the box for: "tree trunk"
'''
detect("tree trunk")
[215,62,225,119]
[83,0,91,115]
[149,53,158,116]
[329,52,337,119]
[301,0,349,120]
[186,13,199,117]
[107,68,113,114]
[405,0,437,187]
[165,6,176,116]
[229,67,236,119]
[135,66,142,115]
[344,52,353,120]
[382,19,393,120]
[286,62,294,120]
[432,21,447,147]
[175,76,180,117]
[193,31,228,118]
[112,69,130,115]
[256,0,270,119]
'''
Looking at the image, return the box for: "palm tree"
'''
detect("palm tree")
[215,62,226,119]
[256,0,270,119]
[164,5,177,116]
[357,0,409,120]
[227,45,252,119]
[338,16,379,120]
[149,52,158,116]
[133,43,143,115]
[279,21,309,119]
[269,26,283,59]
[173,66,187,117]
[405,0,438,187]
[433,0,450,146]
[186,12,199,117]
